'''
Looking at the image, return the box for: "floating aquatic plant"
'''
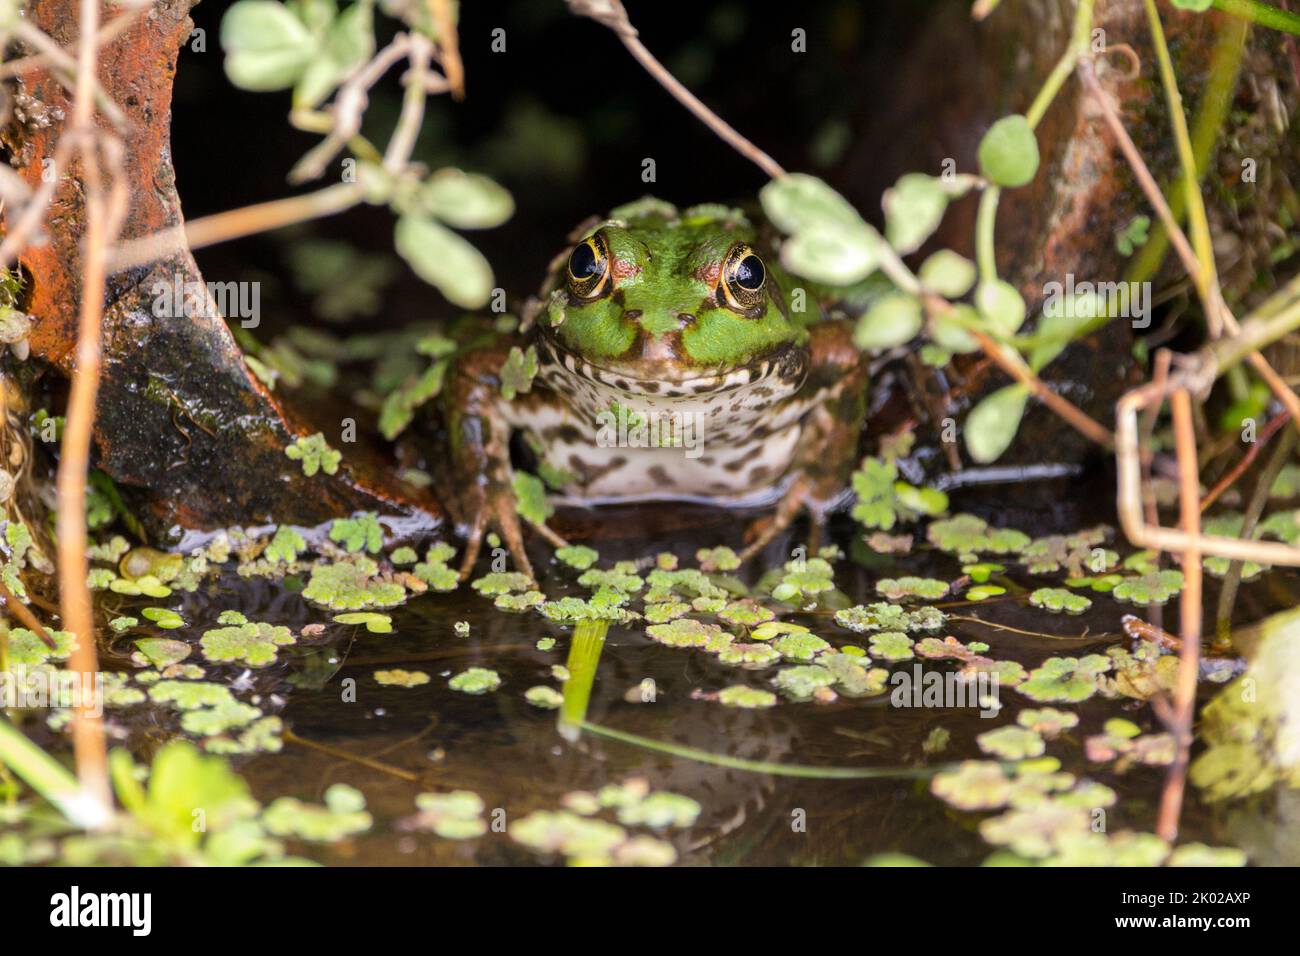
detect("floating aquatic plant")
[717,685,778,709]
[303,557,406,610]
[412,541,459,590]
[262,784,372,843]
[646,618,722,649]
[875,576,947,601]
[850,456,948,530]
[406,791,487,839]
[1017,708,1078,736]
[1028,587,1091,614]
[1085,719,1175,771]
[976,725,1046,760]
[131,638,191,669]
[556,545,599,570]
[448,667,501,694]
[6,629,75,666]
[525,685,563,709]
[927,514,1030,562]
[200,621,296,667]
[374,669,429,687]
[329,512,385,554]
[835,602,945,633]
[141,607,185,629]
[335,612,393,634]
[868,631,914,661]
[284,432,341,477]
[1017,655,1111,703]
[472,571,533,596]
[1112,569,1184,606]
[264,526,307,564]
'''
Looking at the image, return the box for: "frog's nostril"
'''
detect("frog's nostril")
[624,309,643,320]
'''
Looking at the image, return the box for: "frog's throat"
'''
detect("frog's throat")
[535,334,808,398]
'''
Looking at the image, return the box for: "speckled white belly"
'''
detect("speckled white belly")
[506,339,818,504]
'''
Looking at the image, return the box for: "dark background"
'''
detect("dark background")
[171,0,962,330]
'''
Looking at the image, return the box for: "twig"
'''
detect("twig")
[0,579,55,649]
[1142,0,1221,335]
[9,22,127,129]
[567,0,785,180]
[1215,425,1296,636]
[0,135,78,269]
[429,0,464,99]
[1080,57,1300,426]
[288,34,415,184]
[1155,389,1201,843]
[283,729,420,782]
[1213,0,1300,36]
[106,183,364,273]
[1199,408,1291,512]
[383,34,433,171]
[969,328,1115,447]
[57,0,121,824]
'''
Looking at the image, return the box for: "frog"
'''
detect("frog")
[442,198,867,580]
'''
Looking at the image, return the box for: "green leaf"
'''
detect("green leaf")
[929,303,980,354]
[1115,215,1151,257]
[919,250,976,298]
[499,345,538,401]
[759,173,865,233]
[964,384,1029,464]
[780,222,880,285]
[394,214,494,309]
[853,293,922,350]
[221,0,317,91]
[513,472,553,526]
[883,174,949,254]
[1171,0,1213,10]
[978,115,1040,188]
[420,169,515,229]
[976,279,1027,337]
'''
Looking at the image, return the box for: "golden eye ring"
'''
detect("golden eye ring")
[566,233,612,299]
[719,243,767,312]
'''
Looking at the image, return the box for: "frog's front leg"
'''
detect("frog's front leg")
[738,320,867,563]
[443,337,568,581]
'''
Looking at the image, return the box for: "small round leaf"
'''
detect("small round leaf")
[965,384,1030,464]
[394,214,494,309]
[854,293,923,350]
[978,115,1040,188]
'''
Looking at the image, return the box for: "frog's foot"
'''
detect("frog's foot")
[457,487,570,583]
[737,475,819,565]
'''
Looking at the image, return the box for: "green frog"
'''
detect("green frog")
[443,198,867,579]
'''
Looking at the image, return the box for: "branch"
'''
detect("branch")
[567,0,785,180]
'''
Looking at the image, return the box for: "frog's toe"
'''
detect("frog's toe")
[451,496,531,583]
[738,475,813,564]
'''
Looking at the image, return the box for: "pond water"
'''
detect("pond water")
[88,472,1300,866]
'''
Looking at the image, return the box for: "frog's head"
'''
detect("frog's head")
[537,199,809,397]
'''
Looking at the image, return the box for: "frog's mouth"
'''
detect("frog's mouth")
[536,333,807,398]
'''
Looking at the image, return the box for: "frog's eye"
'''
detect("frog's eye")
[566,234,611,299]
[719,244,767,312]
